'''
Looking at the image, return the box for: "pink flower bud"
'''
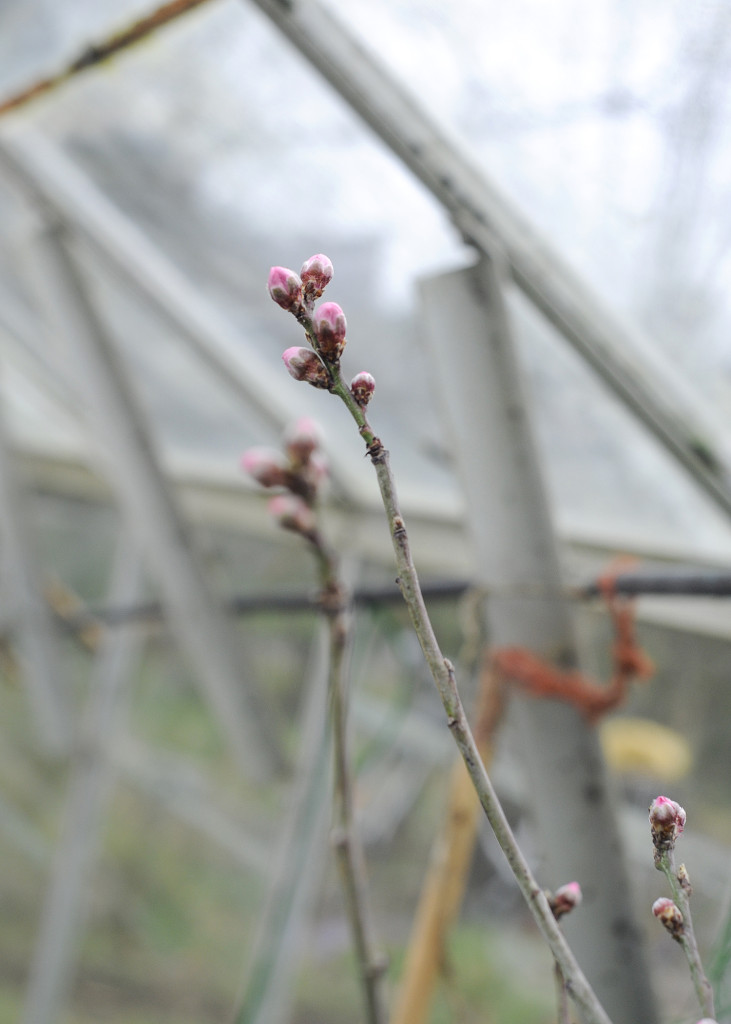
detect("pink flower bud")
[284,416,323,465]
[282,347,330,389]
[300,254,333,298]
[696,1019,719,1023]
[240,447,289,488]
[549,881,582,919]
[350,370,376,407]
[313,301,347,361]
[652,896,684,940]
[268,493,317,536]
[649,796,686,855]
[268,266,303,312]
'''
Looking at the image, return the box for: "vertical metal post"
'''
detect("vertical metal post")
[0,369,71,755]
[22,214,269,779]
[236,621,333,1024]
[22,533,143,1024]
[420,257,657,1024]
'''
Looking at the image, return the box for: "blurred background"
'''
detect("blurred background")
[0,1,731,1022]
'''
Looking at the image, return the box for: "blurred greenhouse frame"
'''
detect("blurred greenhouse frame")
[0,2,731,1023]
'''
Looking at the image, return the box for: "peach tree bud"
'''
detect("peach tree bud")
[350,370,375,407]
[268,494,317,536]
[284,416,323,465]
[300,254,333,298]
[652,897,684,941]
[268,266,303,312]
[650,795,686,855]
[677,862,692,894]
[282,347,330,389]
[241,447,289,488]
[313,301,347,361]
[548,881,582,920]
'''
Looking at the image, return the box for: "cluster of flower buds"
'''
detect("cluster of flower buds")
[547,881,582,921]
[241,417,328,538]
[269,255,377,409]
[649,795,686,859]
[652,896,685,941]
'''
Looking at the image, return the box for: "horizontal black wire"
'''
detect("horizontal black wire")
[54,571,731,633]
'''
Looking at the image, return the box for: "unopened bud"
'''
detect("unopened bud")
[300,254,333,299]
[268,266,303,313]
[313,301,347,361]
[282,347,330,389]
[549,881,582,920]
[350,370,376,407]
[650,796,686,857]
[652,897,684,941]
[677,863,692,894]
[284,417,323,465]
[240,447,289,489]
[268,494,317,536]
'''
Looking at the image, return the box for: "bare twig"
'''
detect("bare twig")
[282,295,613,1024]
[241,411,387,1024]
[657,849,715,1019]
[310,536,387,1024]
[0,0,216,117]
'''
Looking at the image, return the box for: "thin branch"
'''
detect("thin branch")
[657,848,715,1019]
[0,0,216,117]
[308,533,388,1024]
[295,344,614,1024]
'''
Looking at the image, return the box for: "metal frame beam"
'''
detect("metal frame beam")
[420,258,658,1024]
[21,212,270,778]
[0,129,365,503]
[247,0,731,521]
[22,535,144,1024]
[0,373,71,755]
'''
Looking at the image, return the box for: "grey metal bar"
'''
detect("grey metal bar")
[420,258,658,1024]
[577,571,731,599]
[235,621,333,1024]
[22,533,144,1024]
[0,369,71,755]
[247,0,731,521]
[21,213,270,779]
[0,129,365,503]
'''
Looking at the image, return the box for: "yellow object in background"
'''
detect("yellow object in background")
[600,717,693,781]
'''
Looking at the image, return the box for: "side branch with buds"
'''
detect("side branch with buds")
[241,408,387,1024]
[266,254,614,1024]
[649,796,715,1020]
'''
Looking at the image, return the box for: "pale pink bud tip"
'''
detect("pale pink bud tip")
[284,417,323,464]
[350,371,376,406]
[652,897,684,939]
[240,447,289,488]
[282,347,330,389]
[649,796,686,848]
[313,301,347,360]
[268,266,303,311]
[300,254,334,297]
[268,494,317,535]
[696,1019,718,1023]
[550,881,582,919]
[556,881,582,906]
